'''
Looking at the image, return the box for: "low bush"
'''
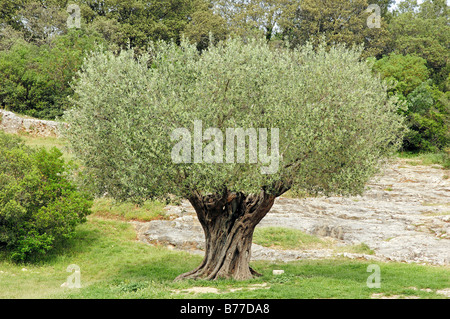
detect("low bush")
[0,131,92,261]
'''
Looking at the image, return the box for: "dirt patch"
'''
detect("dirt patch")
[436,288,450,297]
[171,283,270,295]
[371,293,420,299]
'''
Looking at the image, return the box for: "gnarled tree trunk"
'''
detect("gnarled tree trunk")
[174,189,280,281]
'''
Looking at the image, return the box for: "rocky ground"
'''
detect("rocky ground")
[0,109,65,137]
[132,159,450,266]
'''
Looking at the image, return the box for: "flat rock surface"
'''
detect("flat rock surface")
[133,160,450,265]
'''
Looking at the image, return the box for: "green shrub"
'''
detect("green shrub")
[0,29,103,119]
[0,132,92,261]
[372,54,450,152]
[403,81,450,152]
[372,53,430,97]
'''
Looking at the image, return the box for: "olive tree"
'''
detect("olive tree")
[64,38,404,280]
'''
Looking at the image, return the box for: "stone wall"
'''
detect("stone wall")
[0,109,66,137]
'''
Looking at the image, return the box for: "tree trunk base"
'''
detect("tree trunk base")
[174,190,277,281]
[174,266,262,282]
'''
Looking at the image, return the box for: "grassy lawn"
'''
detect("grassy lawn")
[91,197,169,222]
[0,216,449,299]
[18,133,74,162]
[253,227,327,250]
[254,227,375,255]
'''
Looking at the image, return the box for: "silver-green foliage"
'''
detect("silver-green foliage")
[64,38,405,201]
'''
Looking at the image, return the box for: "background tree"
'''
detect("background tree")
[372,53,430,97]
[0,23,24,51]
[367,0,395,18]
[0,0,30,30]
[388,0,449,89]
[181,0,229,51]
[211,0,297,41]
[64,39,404,280]
[15,1,67,46]
[1,0,222,50]
[372,53,449,152]
[0,29,104,119]
[403,81,450,152]
[0,0,69,45]
[281,0,390,58]
[73,0,218,49]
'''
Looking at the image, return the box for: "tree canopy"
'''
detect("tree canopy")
[281,0,390,58]
[65,39,405,201]
[387,0,449,89]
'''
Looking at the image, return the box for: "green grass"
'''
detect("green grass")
[334,243,375,255]
[281,190,310,199]
[253,227,329,250]
[253,227,375,255]
[421,201,450,207]
[20,134,68,150]
[421,211,450,217]
[91,197,168,222]
[0,217,449,299]
[8,132,74,162]
[397,151,450,169]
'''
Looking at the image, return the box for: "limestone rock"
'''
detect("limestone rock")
[0,109,66,137]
